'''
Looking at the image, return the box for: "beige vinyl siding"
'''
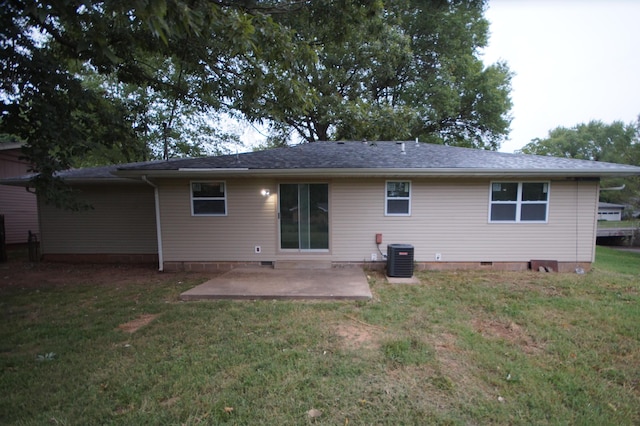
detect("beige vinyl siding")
[331,178,598,263]
[0,149,39,244]
[159,179,278,261]
[158,177,598,264]
[0,185,38,244]
[39,183,157,254]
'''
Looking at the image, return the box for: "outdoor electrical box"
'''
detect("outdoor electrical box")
[375,233,383,244]
[387,244,414,277]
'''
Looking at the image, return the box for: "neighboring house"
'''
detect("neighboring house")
[3,141,640,272]
[597,202,625,221]
[0,142,39,245]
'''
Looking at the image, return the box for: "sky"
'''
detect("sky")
[483,0,640,153]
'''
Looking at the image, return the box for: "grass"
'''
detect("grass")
[1,248,639,425]
[597,219,639,229]
[594,245,640,275]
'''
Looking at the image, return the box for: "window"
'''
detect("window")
[490,182,549,222]
[386,181,411,216]
[191,181,227,216]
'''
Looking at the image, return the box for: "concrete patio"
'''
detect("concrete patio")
[180,266,373,300]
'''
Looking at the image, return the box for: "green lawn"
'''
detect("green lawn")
[1,249,639,425]
[597,219,639,229]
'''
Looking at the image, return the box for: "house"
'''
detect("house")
[597,202,625,221]
[3,141,640,272]
[0,142,39,245]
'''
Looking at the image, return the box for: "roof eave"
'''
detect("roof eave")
[0,142,24,151]
[63,177,145,184]
[113,167,639,179]
[0,176,143,187]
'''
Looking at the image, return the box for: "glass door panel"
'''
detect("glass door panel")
[299,184,311,249]
[279,184,299,249]
[309,184,328,249]
[279,184,328,250]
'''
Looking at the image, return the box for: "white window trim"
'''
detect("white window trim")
[191,180,228,217]
[385,180,412,216]
[489,181,549,223]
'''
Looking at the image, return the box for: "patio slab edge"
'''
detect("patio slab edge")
[180,294,372,301]
[179,267,372,301]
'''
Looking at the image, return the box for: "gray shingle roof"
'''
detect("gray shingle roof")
[4,142,640,185]
[115,141,640,176]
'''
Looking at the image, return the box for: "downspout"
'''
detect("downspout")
[142,175,164,272]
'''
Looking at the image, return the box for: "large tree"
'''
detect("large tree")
[250,0,512,149]
[2,0,512,208]
[77,66,244,166]
[1,0,321,206]
[519,119,640,212]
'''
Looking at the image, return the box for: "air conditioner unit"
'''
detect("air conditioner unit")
[387,244,414,277]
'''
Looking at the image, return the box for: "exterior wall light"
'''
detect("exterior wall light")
[261,189,270,197]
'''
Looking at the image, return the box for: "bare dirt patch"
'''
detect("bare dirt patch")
[117,314,159,333]
[1,259,161,290]
[335,321,382,350]
[0,257,212,294]
[472,318,544,354]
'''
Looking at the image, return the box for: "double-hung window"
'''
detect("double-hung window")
[490,182,549,223]
[191,181,227,216]
[385,181,411,216]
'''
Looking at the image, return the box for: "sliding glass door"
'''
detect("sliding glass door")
[279,184,328,250]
